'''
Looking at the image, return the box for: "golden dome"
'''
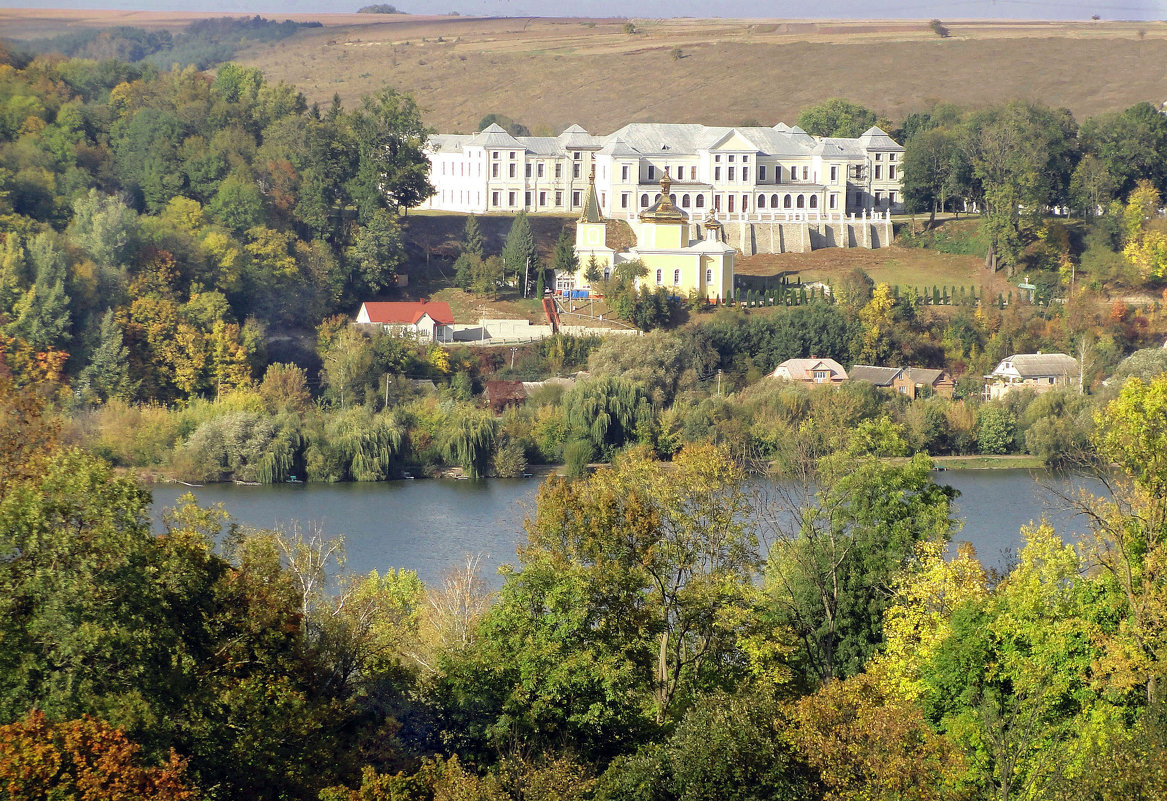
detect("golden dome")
[638,170,688,224]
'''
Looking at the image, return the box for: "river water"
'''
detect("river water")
[149,469,1107,587]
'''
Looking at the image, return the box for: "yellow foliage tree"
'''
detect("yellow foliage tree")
[869,539,988,701]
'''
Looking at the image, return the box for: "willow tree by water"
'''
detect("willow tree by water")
[439,404,497,478]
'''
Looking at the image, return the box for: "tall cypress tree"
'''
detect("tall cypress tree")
[6,233,70,351]
[77,309,135,403]
[501,211,537,293]
[550,227,578,295]
[462,213,484,259]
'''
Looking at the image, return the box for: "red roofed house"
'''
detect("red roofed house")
[772,357,848,387]
[356,301,455,342]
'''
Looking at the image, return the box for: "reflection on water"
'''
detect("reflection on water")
[149,469,1107,587]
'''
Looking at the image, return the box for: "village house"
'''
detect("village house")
[985,353,1078,400]
[903,367,956,399]
[483,380,527,413]
[850,365,957,398]
[355,301,455,342]
[560,171,735,301]
[424,121,903,254]
[848,365,904,392]
[772,357,849,387]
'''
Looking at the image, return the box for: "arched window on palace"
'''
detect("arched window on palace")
[796,195,805,209]
[706,267,713,284]
[682,194,691,208]
[809,195,818,209]
[641,194,649,207]
[783,195,792,209]
[757,194,766,208]
[673,269,681,285]
[771,194,779,208]
[655,269,663,285]
[696,195,705,208]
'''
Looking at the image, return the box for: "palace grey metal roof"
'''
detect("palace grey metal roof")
[596,136,641,157]
[858,126,905,151]
[468,123,525,148]
[605,123,819,158]
[430,122,901,161]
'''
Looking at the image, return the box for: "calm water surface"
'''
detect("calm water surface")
[149,469,1107,586]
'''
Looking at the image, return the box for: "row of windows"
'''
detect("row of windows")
[446,160,857,186]
[489,189,584,208]
[653,268,718,286]
[445,187,843,213]
[629,192,833,212]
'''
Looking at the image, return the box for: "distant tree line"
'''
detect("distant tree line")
[9,16,321,70]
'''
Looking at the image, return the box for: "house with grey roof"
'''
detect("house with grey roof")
[985,353,1079,400]
[424,121,904,230]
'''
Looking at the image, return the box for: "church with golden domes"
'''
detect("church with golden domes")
[563,170,735,302]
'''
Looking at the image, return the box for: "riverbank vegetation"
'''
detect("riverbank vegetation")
[5,369,1167,800]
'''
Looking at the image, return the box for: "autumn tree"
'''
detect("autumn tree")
[790,672,966,801]
[0,711,197,801]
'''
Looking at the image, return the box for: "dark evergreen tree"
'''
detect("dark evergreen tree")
[501,211,537,293]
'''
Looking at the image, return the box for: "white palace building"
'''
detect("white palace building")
[423,121,904,253]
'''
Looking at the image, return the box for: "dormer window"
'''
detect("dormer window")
[648,166,656,180]
[728,155,735,162]
[814,370,829,383]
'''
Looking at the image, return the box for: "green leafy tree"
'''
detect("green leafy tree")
[796,98,878,138]
[766,444,957,684]
[976,403,1016,454]
[597,691,806,801]
[347,207,405,292]
[348,88,434,216]
[902,127,961,225]
[1079,101,1167,198]
[437,445,760,762]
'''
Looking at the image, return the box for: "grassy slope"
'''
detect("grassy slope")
[229,16,1167,133]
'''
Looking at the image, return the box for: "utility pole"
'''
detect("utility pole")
[384,373,390,409]
[510,347,518,369]
[523,256,530,299]
[716,369,723,396]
